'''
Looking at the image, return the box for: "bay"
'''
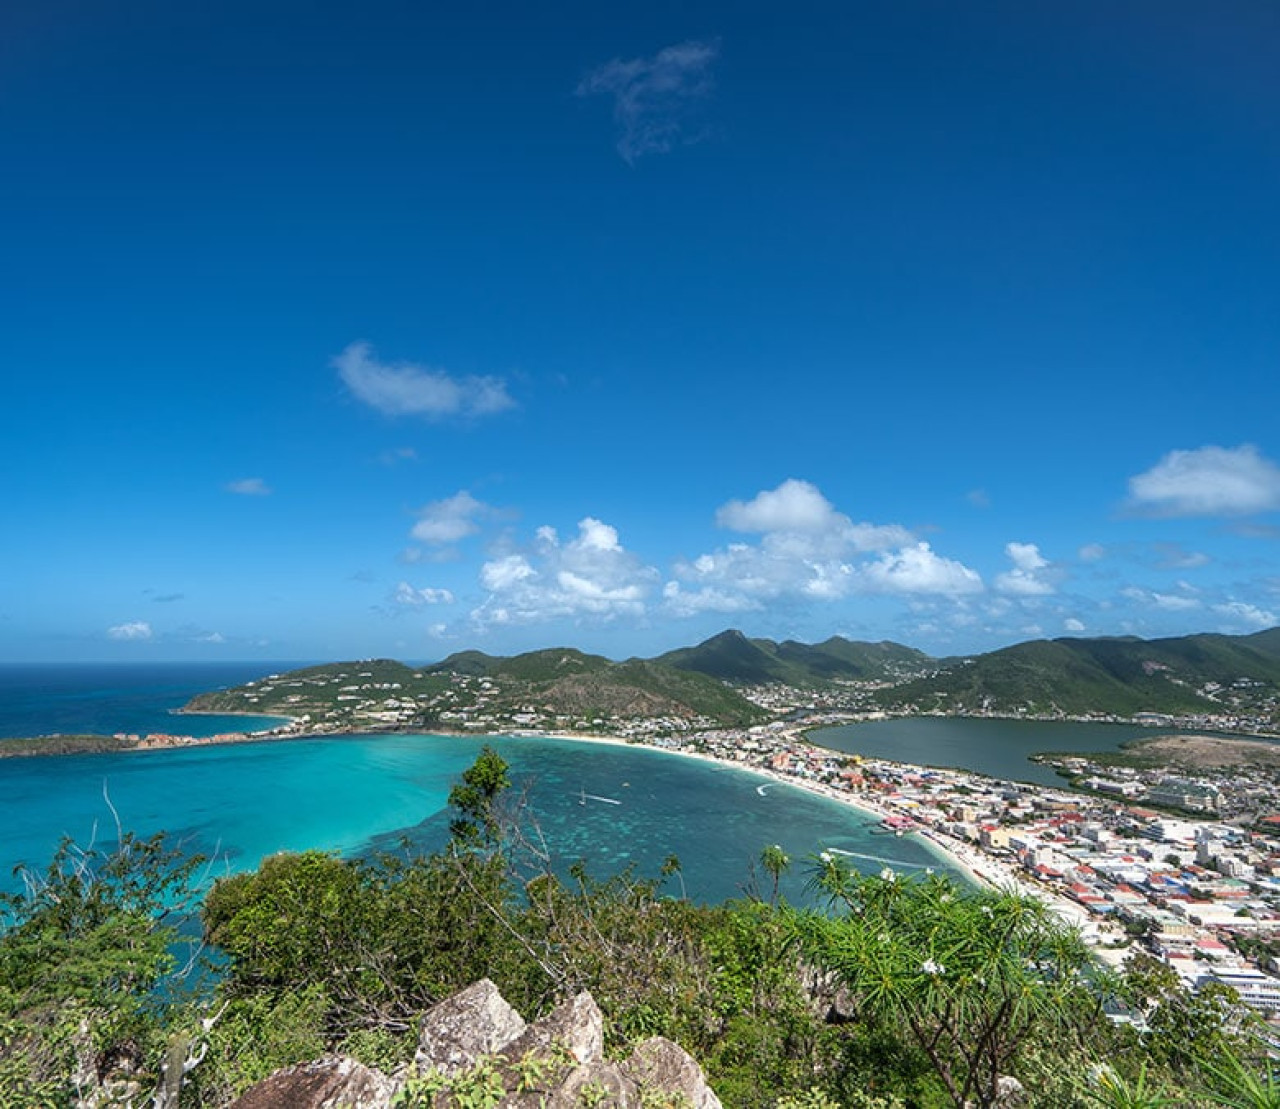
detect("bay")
[811,716,1162,788]
[0,732,955,904]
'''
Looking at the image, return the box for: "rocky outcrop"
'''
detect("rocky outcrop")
[499,991,603,1067]
[413,977,527,1076]
[624,1037,721,1109]
[230,981,722,1108]
[228,1055,396,1109]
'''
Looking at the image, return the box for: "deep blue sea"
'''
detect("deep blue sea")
[0,664,954,903]
[0,662,299,738]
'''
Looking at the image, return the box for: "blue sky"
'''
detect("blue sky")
[3,0,1278,663]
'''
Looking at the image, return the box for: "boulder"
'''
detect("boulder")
[228,1055,395,1109]
[502,991,603,1067]
[232,982,723,1109]
[996,1075,1027,1104]
[542,1060,639,1107]
[415,977,527,1075]
[624,1037,724,1109]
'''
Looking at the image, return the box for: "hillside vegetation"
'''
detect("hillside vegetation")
[171,626,1280,737]
[185,649,766,733]
[876,631,1280,721]
[656,628,932,685]
[2,749,1273,1107]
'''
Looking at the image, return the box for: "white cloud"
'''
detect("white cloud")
[226,477,271,496]
[1121,586,1202,612]
[577,39,719,163]
[1152,592,1201,612]
[718,479,838,533]
[1213,600,1277,629]
[1063,617,1086,633]
[411,491,489,545]
[196,631,226,644]
[716,479,912,551]
[472,517,659,626]
[1078,543,1106,563]
[107,621,152,641]
[481,554,536,592]
[966,488,991,509]
[392,582,455,608]
[1127,444,1280,517]
[334,341,514,420]
[995,542,1055,596]
[863,543,984,596]
[576,517,622,552]
[661,581,761,617]
[669,480,979,611]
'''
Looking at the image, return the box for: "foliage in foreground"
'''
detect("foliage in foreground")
[794,856,1101,1108]
[2,746,1279,1107]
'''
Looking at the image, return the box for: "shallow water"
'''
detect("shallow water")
[0,732,957,903]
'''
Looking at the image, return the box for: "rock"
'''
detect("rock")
[624,1037,724,1109]
[995,1075,1027,1104]
[228,1055,395,1109]
[415,977,527,1075]
[503,991,603,1067]
[234,982,723,1109]
[798,960,858,1023]
[543,1060,639,1107]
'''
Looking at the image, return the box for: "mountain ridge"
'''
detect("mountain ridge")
[180,624,1280,734]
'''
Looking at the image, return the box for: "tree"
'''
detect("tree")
[0,832,205,1104]
[1200,1038,1280,1108]
[760,844,791,907]
[447,745,512,848]
[1120,952,1253,1076]
[793,859,1099,1109]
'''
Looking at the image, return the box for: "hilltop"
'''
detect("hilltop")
[655,629,932,685]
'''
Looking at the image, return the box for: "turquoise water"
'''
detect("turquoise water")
[812,716,1163,787]
[0,733,956,904]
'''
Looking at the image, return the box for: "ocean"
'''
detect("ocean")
[0,661,299,738]
[0,663,953,903]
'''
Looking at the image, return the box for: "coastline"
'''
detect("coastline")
[524,730,1099,923]
[0,719,987,886]
[526,729,988,888]
[0,720,1130,926]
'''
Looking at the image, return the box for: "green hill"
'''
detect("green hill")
[188,648,767,732]
[185,659,451,721]
[875,631,1280,721]
[656,629,932,685]
[181,626,1280,733]
[426,645,764,726]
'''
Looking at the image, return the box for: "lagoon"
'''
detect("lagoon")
[811,716,1160,787]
